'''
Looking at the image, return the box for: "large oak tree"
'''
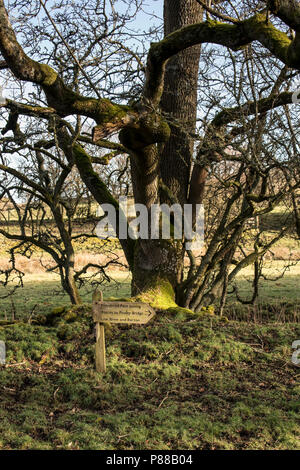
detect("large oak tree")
[0,0,299,311]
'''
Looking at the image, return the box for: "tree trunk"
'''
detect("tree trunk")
[128,1,203,307]
[160,0,203,205]
[131,238,185,309]
[61,261,81,305]
[52,204,82,305]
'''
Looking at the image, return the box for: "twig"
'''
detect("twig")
[195,0,239,24]
[158,391,170,409]
[38,0,102,99]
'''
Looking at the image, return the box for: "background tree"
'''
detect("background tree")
[0,121,125,304]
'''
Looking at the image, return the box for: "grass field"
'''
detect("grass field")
[0,263,299,450]
[0,228,299,450]
[1,261,299,322]
[0,309,299,450]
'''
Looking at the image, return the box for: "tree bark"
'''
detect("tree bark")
[160,0,203,205]
[131,238,185,309]
[52,204,82,305]
[128,0,203,306]
[61,261,81,305]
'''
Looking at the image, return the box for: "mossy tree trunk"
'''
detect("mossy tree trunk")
[121,0,203,307]
[131,238,185,308]
[60,261,81,305]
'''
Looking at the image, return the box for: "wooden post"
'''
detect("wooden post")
[93,290,106,373]
[95,322,106,373]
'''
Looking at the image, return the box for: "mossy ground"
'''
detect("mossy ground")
[0,306,299,450]
[0,228,299,450]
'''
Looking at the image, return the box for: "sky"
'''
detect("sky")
[0,0,165,192]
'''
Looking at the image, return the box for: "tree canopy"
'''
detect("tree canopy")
[0,0,299,311]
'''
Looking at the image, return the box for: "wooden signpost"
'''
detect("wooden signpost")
[92,290,156,373]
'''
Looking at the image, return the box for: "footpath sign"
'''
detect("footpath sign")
[92,291,155,373]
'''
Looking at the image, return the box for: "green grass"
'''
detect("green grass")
[0,272,131,321]
[1,261,299,322]
[228,262,300,300]
[0,311,299,450]
[0,254,299,450]
[225,262,300,322]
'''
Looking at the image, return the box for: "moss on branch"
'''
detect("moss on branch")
[119,113,170,150]
[145,12,300,105]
